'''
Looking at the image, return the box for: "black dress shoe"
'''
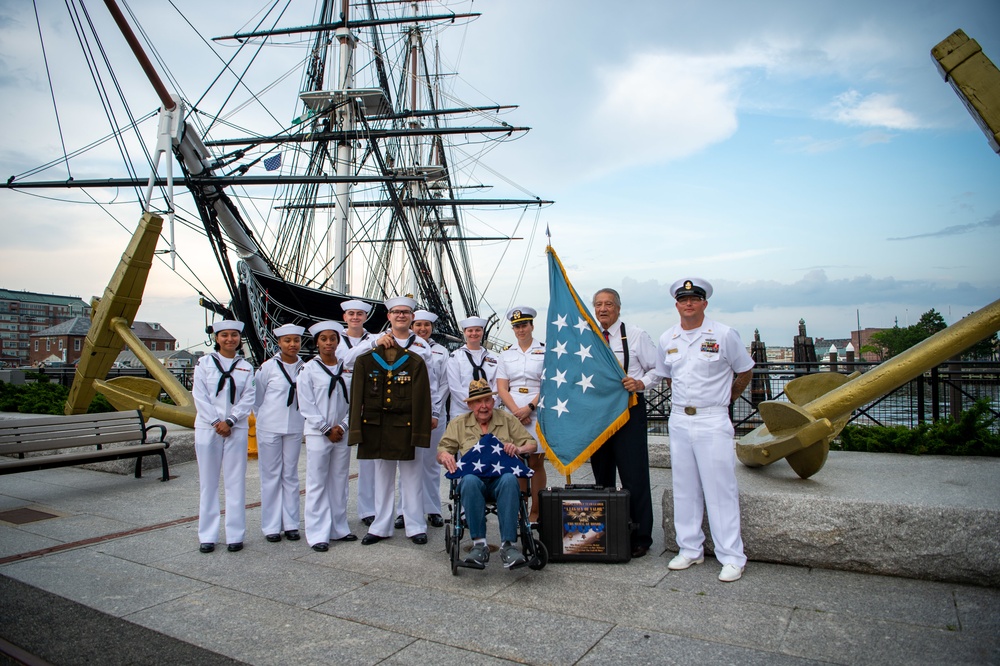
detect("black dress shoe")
[311,543,329,552]
[283,530,301,541]
[227,542,243,552]
[361,516,375,526]
[199,543,215,554]
[336,534,358,542]
[394,515,405,529]
[427,513,444,528]
[411,533,428,545]
[361,533,385,545]
[631,545,649,559]
[265,533,281,543]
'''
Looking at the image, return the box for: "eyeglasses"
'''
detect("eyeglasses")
[676,296,704,303]
[388,309,413,316]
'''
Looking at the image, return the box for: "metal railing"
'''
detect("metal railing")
[646,360,1000,436]
[12,361,1000,436]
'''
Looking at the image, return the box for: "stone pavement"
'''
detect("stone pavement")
[1,434,998,665]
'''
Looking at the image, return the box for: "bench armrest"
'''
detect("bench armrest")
[143,423,168,443]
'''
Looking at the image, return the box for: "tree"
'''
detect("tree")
[869,308,948,359]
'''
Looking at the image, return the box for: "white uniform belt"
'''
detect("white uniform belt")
[672,405,729,416]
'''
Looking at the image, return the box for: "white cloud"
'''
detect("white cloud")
[828,90,923,130]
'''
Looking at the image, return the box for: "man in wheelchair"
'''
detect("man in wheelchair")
[436,378,537,569]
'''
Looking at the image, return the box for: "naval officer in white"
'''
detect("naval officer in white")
[192,320,256,553]
[656,278,754,582]
[253,323,306,543]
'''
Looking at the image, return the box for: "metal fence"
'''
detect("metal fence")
[646,360,1000,436]
[15,361,1000,436]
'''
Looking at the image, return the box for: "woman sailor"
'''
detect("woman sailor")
[253,323,305,543]
[446,316,499,420]
[192,320,255,553]
[298,321,355,551]
[496,306,547,522]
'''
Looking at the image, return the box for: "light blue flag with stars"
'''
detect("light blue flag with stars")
[536,246,636,475]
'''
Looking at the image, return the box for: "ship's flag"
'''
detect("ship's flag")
[536,245,635,475]
[444,433,534,480]
[263,153,282,171]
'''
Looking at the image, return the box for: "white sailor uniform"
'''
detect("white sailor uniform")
[496,339,545,439]
[253,355,305,536]
[656,318,754,567]
[338,331,379,521]
[397,338,449,518]
[446,345,499,419]
[298,357,352,546]
[192,352,256,545]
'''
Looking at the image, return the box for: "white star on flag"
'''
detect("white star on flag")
[491,462,505,475]
[551,369,567,388]
[575,344,593,362]
[491,443,503,455]
[552,341,568,359]
[552,398,569,417]
[573,317,590,334]
[577,374,594,393]
[472,460,485,472]
[552,314,567,331]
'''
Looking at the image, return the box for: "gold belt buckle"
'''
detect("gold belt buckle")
[518,387,530,394]
[684,406,697,416]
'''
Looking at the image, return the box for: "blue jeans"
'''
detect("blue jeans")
[459,473,520,543]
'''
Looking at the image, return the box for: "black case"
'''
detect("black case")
[538,484,631,563]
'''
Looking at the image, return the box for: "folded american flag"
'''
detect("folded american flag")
[445,433,534,479]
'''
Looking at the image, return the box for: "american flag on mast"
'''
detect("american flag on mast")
[535,245,635,475]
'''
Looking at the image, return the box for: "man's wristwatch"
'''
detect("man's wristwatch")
[528,403,536,411]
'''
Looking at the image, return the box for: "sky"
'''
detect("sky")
[1,0,999,354]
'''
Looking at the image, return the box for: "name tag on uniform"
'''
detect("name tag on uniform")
[666,348,678,355]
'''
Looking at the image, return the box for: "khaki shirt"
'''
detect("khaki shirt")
[438,408,537,457]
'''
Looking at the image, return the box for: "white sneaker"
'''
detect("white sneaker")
[667,554,704,570]
[718,564,744,582]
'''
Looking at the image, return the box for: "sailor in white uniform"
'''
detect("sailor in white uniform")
[337,299,380,526]
[496,306,546,521]
[656,278,754,583]
[192,320,256,553]
[253,323,305,543]
[446,316,499,419]
[298,321,355,551]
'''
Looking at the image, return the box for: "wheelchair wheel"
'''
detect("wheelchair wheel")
[444,519,452,551]
[528,538,548,570]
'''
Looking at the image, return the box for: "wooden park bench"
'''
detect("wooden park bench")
[0,410,170,481]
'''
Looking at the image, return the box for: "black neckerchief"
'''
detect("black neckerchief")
[343,331,369,350]
[316,361,348,403]
[275,357,298,407]
[464,349,486,381]
[211,354,239,404]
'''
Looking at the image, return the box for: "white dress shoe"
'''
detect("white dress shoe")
[667,554,704,570]
[718,563,744,582]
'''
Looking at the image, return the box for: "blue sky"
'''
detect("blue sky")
[1,0,998,352]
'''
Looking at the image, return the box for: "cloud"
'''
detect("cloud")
[887,211,1000,241]
[827,90,923,130]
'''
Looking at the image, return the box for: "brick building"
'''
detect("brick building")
[0,289,91,366]
[29,317,177,366]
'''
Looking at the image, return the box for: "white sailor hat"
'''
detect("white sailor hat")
[384,296,417,312]
[340,299,372,314]
[308,320,345,337]
[459,316,488,330]
[272,324,305,338]
[413,310,439,323]
[506,306,536,325]
[670,277,713,300]
[212,320,244,333]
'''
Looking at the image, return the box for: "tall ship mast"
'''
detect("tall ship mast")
[4,0,552,364]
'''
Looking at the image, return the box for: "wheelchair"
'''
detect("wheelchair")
[444,473,548,575]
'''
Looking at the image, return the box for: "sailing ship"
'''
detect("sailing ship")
[4,0,551,366]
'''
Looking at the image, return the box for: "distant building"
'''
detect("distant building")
[0,288,92,366]
[850,328,886,362]
[114,348,195,370]
[29,317,177,366]
[814,337,853,360]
